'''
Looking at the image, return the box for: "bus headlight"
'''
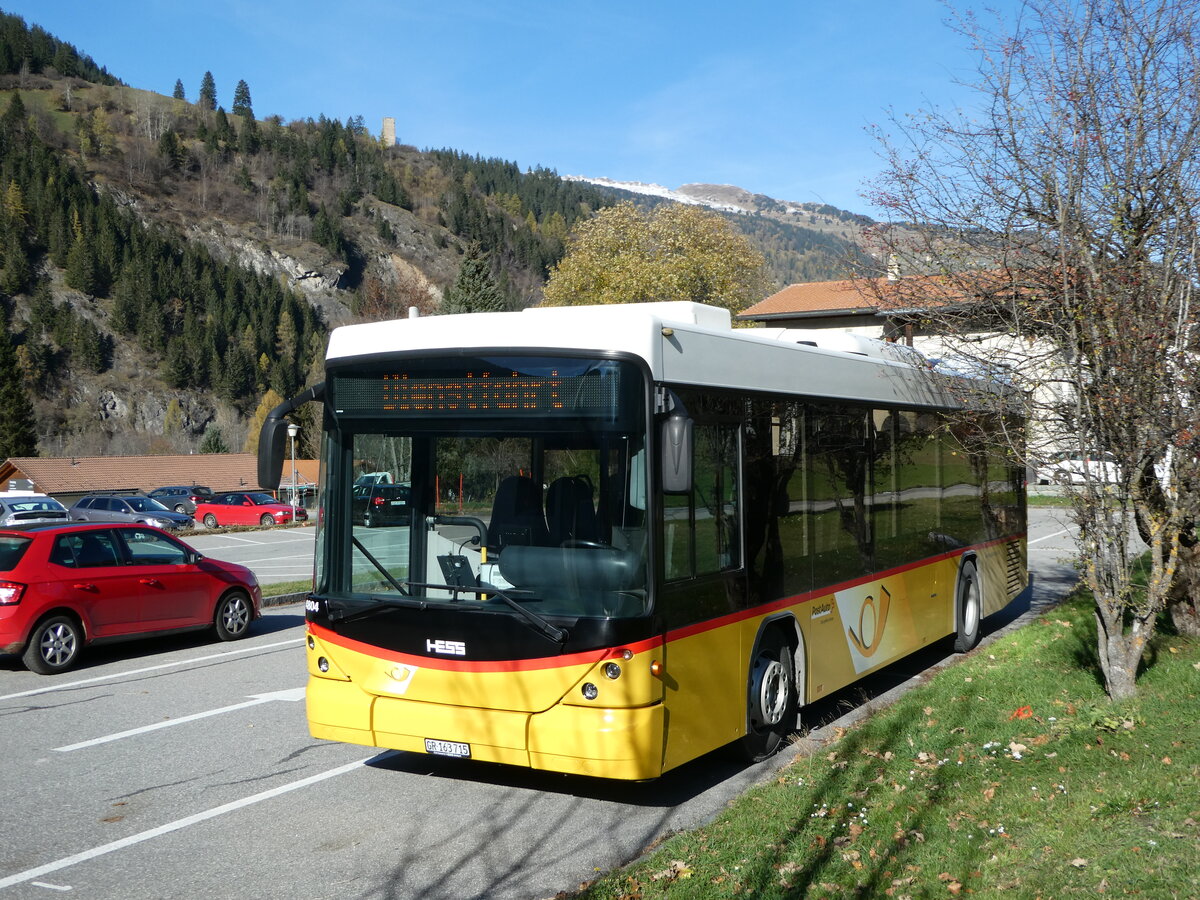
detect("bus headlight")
[317,657,330,673]
[581,682,599,700]
[603,662,622,680]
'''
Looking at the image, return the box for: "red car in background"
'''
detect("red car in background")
[0,522,261,674]
[195,491,308,528]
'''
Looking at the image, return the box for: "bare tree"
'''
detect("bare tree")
[863,0,1200,699]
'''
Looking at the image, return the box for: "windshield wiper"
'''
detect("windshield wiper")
[351,536,409,595]
[403,581,568,645]
[327,595,428,624]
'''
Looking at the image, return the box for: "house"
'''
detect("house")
[737,276,933,345]
[738,276,1064,480]
[0,454,320,507]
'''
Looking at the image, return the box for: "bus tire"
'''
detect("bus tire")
[954,559,982,652]
[736,630,796,762]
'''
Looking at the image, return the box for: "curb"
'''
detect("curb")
[263,591,309,608]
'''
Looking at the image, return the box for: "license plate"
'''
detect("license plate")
[425,738,471,758]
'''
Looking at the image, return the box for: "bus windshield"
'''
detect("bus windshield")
[316,356,650,620]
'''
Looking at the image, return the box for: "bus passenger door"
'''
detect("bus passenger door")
[658,421,747,769]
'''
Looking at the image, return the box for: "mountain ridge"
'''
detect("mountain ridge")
[0,10,871,460]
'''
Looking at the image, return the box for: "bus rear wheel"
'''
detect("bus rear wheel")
[736,631,796,762]
[954,559,982,652]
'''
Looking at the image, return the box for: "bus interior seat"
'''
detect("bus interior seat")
[547,475,599,545]
[488,475,550,552]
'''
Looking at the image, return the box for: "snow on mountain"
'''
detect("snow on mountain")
[563,176,750,214]
[561,176,872,238]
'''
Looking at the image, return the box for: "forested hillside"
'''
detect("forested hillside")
[0,10,868,459]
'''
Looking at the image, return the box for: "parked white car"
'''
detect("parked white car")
[0,492,70,527]
[1035,451,1120,485]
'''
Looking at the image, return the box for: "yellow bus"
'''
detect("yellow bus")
[259,301,1026,780]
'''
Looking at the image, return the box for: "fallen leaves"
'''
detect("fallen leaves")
[649,860,692,882]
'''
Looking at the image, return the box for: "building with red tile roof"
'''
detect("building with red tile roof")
[0,454,319,505]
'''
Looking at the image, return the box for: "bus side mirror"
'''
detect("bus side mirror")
[256,383,325,491]
[661,414,693,494]
[258,418,288,490]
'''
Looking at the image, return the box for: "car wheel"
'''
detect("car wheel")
[954,559,983,652]
[203,513,219,529]
[214,591,253,641]
[260,513,275,527]
[735,629,796,762]
[174,503,188,514]
[23,614,83,675]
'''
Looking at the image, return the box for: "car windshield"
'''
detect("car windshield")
[0,535,33,570]
[126,497,171,513]
[247,493,279,505]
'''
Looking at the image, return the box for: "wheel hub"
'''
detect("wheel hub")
[751,657,790,727]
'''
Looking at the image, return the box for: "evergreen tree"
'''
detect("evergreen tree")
[1,229,31,295]
[1,91,25,131]
[64,236,98,295]
[198,70,217,111]
[237,116,260,155]
[441,243,507,314]
[232,79,253,118]
[219,346,253,401]
[198,425,229,454]
[165,339,192,388]
[172,79,185,101]
[0,329,38,457]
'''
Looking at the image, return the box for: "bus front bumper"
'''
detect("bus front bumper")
[307,676,665,780]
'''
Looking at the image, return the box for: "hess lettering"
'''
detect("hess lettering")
[426,638,466,656]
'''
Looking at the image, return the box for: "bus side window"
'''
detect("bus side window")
[663,423,741,580]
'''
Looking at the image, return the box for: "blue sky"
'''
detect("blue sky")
[9,0,1013,215]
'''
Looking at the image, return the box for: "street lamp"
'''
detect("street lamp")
[287,422,299,517]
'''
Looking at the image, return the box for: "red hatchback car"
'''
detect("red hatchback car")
[194,491,307,528]
[0,522,261,674]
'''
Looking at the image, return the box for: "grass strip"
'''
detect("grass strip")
[574,589,1200,899]
[261,578,311,599]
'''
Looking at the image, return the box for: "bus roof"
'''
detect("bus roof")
[325,302,980,410]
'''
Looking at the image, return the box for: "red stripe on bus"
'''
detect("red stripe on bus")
[309,622,664,673]
[311,535,1021,673]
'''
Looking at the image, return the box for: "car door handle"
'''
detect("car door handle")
[139,578,161,586]
[72,583,97,592]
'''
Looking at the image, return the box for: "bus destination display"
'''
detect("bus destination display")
[334,369,616,417]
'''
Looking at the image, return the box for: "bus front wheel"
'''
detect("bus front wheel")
[954,559,982,652]
[736,631,796,762]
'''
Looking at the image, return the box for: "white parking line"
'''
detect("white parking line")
[199,533,315,547]
[0,638,304,702]
[1028,527,1071,546]
[0,756,378,891]
[54,688,307,752]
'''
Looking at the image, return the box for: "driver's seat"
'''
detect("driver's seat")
[488,476,549,552]
[547,475,599,546]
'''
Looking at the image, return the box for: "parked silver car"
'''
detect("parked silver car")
[147,485,215,515]
[0,493,71,527]
[69,493,194,531]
